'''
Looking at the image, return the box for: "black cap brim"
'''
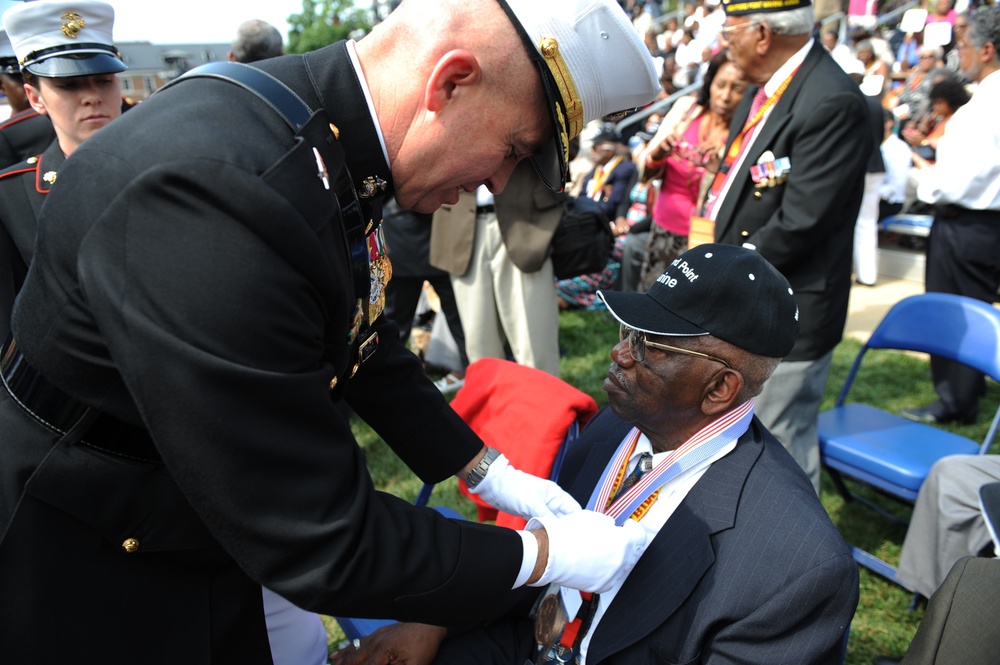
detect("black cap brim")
[597,289,708,338]
[495,0,570,192]
[24,52,126,78]
[0,57,19,76]
[527,58,570,192]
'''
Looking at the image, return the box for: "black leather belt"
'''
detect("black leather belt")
[1,337,162,463]
[476,204,495,215]
[936,204,1000,221]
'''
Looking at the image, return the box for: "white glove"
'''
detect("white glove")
[469,453,581,520]
[525,511,645,593]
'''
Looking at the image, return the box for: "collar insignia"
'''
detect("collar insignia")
[43,171,58,184]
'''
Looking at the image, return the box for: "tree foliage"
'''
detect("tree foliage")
[286,0,373,54]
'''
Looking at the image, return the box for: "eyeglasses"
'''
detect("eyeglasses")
[719,20,759,40]
[619,324,732,368]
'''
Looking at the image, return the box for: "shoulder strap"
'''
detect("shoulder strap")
[158,60,384,389]
[160,61,313,133]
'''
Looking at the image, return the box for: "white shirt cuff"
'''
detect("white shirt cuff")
[513,530,539,589]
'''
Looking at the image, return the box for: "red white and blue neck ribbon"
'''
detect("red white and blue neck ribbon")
[586,400,754,525]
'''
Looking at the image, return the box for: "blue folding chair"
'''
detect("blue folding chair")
[818,293,1000,586]
[878,214,933,238]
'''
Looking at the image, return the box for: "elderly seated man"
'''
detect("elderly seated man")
[332,244,858,665]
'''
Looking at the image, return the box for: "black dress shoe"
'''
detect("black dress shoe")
[872,657,902,665]
[900,405,942,423]
[900,405,975,425]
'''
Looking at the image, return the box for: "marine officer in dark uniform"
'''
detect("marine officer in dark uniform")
[0,28,55,168]
[0,1,125,343]
[0,0,660,662]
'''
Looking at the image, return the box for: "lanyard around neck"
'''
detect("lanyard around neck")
[723,66,799,167]
[586,400,754,525]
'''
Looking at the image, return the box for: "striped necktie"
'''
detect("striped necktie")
[612,452,653,502]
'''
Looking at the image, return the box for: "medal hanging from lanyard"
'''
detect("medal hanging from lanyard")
[533,401,755,664]
[587,399,754,525]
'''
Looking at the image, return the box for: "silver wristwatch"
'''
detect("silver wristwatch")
[466,447,501,489]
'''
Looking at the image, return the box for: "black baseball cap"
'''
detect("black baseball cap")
[598,243,799,358]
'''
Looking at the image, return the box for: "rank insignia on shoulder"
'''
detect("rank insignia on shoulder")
[357,176,387,199]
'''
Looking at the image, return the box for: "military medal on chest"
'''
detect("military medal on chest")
[366,220,392,323]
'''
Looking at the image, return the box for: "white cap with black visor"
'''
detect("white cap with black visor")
[3,0,126,77]
[495,0,660,192]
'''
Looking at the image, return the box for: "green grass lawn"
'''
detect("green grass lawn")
[327,308,1000,664]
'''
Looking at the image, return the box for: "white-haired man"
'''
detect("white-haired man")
[703,0,872,493]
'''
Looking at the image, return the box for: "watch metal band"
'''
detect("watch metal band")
[466,446,501,489]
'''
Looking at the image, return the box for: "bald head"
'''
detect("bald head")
[360,0,535,105]
[228,20,284,64]
[352,0,658,211]
[355,0,549,211]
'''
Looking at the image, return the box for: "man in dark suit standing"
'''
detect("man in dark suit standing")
[333,244,858,665]
[0,0,661,662]
[705,0,871,492]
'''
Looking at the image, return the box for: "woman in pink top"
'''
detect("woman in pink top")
[636,50,748,291]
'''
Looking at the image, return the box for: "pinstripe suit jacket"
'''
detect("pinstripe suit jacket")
[436,407,859,664]
[556,407,858,664]
[434,408,858,665]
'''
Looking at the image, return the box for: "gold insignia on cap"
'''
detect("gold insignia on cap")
[121,537,139,553]
[538,36,584,151]
[61,12,86,39]
[43,171,57,184]
[329,123,340,139]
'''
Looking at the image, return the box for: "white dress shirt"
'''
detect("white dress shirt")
[915,69,1000,211]
[879,133,913,204]
[577,432,738,663]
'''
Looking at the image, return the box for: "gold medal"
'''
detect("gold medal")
[534,592,568,665]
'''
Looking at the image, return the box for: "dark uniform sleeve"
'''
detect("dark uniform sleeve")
[0,220,28,340]
[65,151,523,625]
[345,317,484,482]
